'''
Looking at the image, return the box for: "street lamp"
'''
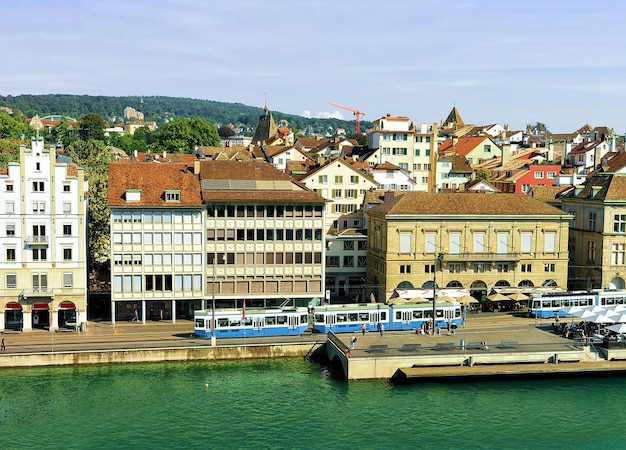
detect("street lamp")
[432,253,444,335]
[210,253,221,347]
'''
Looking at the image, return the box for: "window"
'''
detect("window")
[63,202,71,214]
[496,264,510,273]
[612,243,625,265]
[534,171,544,179]
[165,191,181,202]
[6,201,14,214]
[343,241,354,250]
[425,264,435,273]
[544,263,556,272]
[6,183,13,192]
[350,175,358,184]
[33,248,47,261]
[522,184,530,193]
[358,241,367,250]
[589,212,597,232]
[32,181,45,192]
[6,248,16,261]
[449,233,461,254]
[63,273,73,288]
[326,256,339,267]
[521,233,532,253]
[521,263,532,272]
[343,256,354,267]
[448,264,461,273]
[497,233,509,254]
[587,240,596,262]
[357,256,366,267]
[63,184,71,192]
[318,175,327,184]
[544,233,555,253]
[425,233,436,253]
[483,145,491,152]
[614,215,626,233]
[63,224,72,236]
[6,273,16,289]
[473,233,485,253]
[32,202,45,214]
[400,233,411,253]
[6,223,15,236]
[400,264,411,274]
[333,189,342,198]
[547,171,556,179]
[63,248,72,261]
[473,263,486,273]
[334,175,343,184]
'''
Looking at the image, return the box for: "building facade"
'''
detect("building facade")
[0,137,88,331]
[559,173,626,290]
[366,192,571,302]
[108,162,205,324]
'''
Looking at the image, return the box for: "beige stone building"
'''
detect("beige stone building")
[366,192,571,302]
[0,137,88,331]
[559,173,626,290]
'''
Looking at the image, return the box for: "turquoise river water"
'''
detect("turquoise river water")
[0,358,624,449]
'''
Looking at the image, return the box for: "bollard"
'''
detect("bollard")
[460,338,465,350]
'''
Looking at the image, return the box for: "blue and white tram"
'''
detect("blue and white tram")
[312,301,462,333]
[528,290,626,318]
[194,307,309,339]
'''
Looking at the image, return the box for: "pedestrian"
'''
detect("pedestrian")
[350,333,356,349]
[451,323,456,336]
[379,323,384,337]
[1,338,5,352]
[133,309,139,322]
[361,323,366,336]
[447,321,451,336]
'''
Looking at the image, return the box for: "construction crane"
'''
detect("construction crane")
[329,102,366,135]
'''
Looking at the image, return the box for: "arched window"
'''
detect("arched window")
[397,281,414,289]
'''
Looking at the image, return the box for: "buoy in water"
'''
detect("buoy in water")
[204,383,209,389]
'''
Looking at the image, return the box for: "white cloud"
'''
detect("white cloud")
[317,111,344,120]
[302,110,311,118]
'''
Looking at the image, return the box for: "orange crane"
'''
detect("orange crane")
[329,102,366,135]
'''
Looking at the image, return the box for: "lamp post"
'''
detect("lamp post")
[432,253,443,335]
[211,253,218,347]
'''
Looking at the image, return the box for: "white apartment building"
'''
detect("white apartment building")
[0,137,88,331]
[366,115,439,192]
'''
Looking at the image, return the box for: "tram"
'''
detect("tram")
[312,301,462,334]
[528,290,626,318]
[193,307,309,339]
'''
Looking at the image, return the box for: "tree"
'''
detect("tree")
[475,168,491,182]
[65,139,117,272]
[218,125,235,139]
[0,112,31,139]
[52,116,78,147]
[150,116,220,153]
[79,113,107,141]
[0,140,20,169]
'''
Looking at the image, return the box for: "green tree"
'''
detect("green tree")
[52,116,78,147]
[0,112,31,139]
[79,113,107,141]
[151,116,219,153]
[475,168,491,182]
[66,139,117,272]
[0,140,20,169]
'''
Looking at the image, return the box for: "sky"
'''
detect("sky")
[3,0,626,133]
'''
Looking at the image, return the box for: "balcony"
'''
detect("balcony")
[443,252,520,263]
[20,288,54,299]
[25,235,49,246]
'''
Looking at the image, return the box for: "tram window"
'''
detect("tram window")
[337,314,347,322]
[195,319,204,328]
[532,301,540,309]
[606,297,616,306]
[424,311,432,318]
[314,314,324,323]
[300,315,307,324]
[265,316,276,325]
[455,309,461,318]
[243,318,252,326]
[218,318,229,327]
[277,316,287,325]
[348,313,358,322]
[436,310,443,318]
[413,311,423,319]
[551,300,560,308]
[380,312,387,321]
[230,319,241,327]
[358,313,369,321]
[395,311,402,320]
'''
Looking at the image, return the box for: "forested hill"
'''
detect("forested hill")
[0,94,372,136]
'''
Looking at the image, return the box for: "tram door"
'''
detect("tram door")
[326,314,336,332]
[288,315,298,330]
[369,313,379,331]
[401,311,411,326]
[443,308,454,323]
[253,316,263,333]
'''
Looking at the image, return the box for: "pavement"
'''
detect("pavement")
[0,311,573,356]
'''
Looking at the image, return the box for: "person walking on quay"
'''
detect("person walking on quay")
[361,323,366,336]
[350,333,357,349]
[379,323,385,337]
[1,338,5,352]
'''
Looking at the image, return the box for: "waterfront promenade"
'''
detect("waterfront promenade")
[3,311,626,381]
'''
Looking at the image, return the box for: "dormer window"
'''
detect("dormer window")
[165,190,181,202]
[126,189,141,202]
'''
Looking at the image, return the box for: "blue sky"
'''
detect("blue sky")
[3,0,626,133]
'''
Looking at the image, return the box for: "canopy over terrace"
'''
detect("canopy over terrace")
[391,288,471,302]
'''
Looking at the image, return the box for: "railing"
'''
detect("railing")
[25,236,49,245]
[20,288,54,298]
[444,252,520,262]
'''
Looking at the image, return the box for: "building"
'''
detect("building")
[108,161,205,324]
[0,137,88,331]
[366,191,571,302]
[198,160,328,308]
[559,173,626,290]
